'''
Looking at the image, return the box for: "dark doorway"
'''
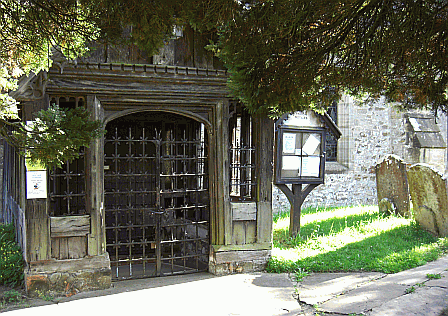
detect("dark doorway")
[104,112,210,280]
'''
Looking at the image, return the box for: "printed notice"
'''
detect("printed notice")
[282,156,301,171]
[302,134,320,155]
[301,157,320,177]
[283,133,296,154]
[26,170,47,199]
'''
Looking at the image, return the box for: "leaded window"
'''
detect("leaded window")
[229,101,256,201]
[325,101,338,162]
[48,96,87,216]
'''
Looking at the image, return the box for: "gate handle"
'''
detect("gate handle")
[149,210,165,215]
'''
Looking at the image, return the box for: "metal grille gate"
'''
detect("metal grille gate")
[104,112,209,280]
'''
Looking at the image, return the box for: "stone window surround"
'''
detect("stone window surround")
[325,95,351,174]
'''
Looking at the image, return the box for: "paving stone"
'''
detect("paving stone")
[426,270,448,288]
[367,286,448,316]
[318,282,408,314]
[297,272,385,305]
[382,256,448,286]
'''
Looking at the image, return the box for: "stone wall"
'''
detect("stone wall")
[24,253,111,297]
[273,95,448,213]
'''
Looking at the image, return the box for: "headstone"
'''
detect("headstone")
[375,155,410,217]
[407,163,448,237]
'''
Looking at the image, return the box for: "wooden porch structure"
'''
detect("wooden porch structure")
[3,29,274,295]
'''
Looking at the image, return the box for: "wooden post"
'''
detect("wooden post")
[24,96,51,262]
[86,96,105,256]
[276,183,319,237]
[210,99,231,246]
[254,114,274,244]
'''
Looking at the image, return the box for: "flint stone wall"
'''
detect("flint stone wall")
[24,253,111,297]
[273,96,447,213]
[407,164,448,237]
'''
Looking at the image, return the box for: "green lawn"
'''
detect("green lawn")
[267,205,448,274]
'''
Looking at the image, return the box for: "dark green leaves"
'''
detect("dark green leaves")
[217,0,448,115]
[2,105,104,168]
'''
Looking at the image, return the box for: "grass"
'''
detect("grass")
[267,205,448,274]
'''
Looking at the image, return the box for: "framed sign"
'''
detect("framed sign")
[275,127,326,184]
[26,170,47,199]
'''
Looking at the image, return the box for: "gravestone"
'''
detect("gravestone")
[407,163,448,237]
[375,155,410,217]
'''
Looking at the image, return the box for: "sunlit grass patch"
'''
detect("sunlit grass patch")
[267,205,448,274]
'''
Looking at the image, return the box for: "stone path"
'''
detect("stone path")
[2,255,448,315]
[297,255,448,315]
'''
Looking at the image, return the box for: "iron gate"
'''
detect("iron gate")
[104,112,209,280]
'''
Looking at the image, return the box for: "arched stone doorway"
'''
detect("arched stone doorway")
[104,111,210,280]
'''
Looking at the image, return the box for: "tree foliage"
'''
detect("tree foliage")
[216,0,448,115]
[2,0,448,165]
[0,105,103,168]
[0,0,102,167]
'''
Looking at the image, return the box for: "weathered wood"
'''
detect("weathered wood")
[68,237,87,259]
[218,100,232,245]
[245,221,257,244]
[175,25,194,67]
[208,99,231,246]
[232,222,246,245]
[51,236,87,260]
[211,243,271,252]
[46,62,229,101]
[277,184,319,236]
[54,237,68,259]
[29,253,110,273]
[26,214,50,262]
[256,201,272,245]
[213,249,271,264]
[50,216,90,238]
[232,202,257,221]
[86,96,106,256]
[193,31,214,69]
[254,115,274,244]
[232,220,257,245]
[51,238,60,259]
[25,96,50,262]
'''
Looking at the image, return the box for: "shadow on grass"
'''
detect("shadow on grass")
[269,224,448,274]
[273,206,337,221]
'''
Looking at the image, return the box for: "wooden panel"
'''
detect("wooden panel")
[194,31,214,69]
[86,95,106,256]
[256,201,273,244]
[174,25,194,67]
[211,100,232,245]
[50,215,90,238]
[232,221,257,245]
[232,221,246,245]
[212,243,271,252]
[30,253,110,273]
[24,97,51,262]
[51,236,87,260]
[245,221,257,244]
[254,115,274,244]
[68,237,87,259]
[232,202,257,221]
[213,249,271,264]
[26,199,50,262]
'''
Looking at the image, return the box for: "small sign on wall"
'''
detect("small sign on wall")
[26,170,47,199]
